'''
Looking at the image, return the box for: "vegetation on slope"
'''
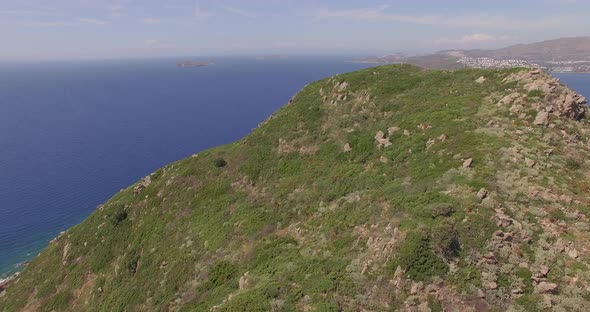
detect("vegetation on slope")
[1,65,590,311]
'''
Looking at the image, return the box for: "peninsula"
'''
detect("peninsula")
[2,65,590,311]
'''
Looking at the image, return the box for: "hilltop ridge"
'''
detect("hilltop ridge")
[1,65,590,311]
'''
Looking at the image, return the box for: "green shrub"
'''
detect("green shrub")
[395,232,448,281]
[41,291,73,312]
[214,158,228,168]
[515,267,534,294]
[209,260,238,287]
[566,158,581,171]
[219,289,270,312]
[431,220,461,259]
[428,295,443,312]
[516,294,542,311]
[111,208,128,226]
[126,252,140,275]
[528,90,544,99]
[450,265,481,292]
[430,203,455,218]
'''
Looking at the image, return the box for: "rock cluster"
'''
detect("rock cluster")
[374,131,392,148]
[503,70,587,121]
[133,176,152,194]
[321,79,352,105]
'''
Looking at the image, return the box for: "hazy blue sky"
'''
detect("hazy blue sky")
[1,0,589,60]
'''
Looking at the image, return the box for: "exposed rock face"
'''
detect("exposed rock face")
[238,272,253,290]
[498,92,521,106]
[463,158,473,168]
[477,188,488,201]
[388,127,400,135]
[539,265,550,277]
[525,158,536,168]
[534,111,550,126]
[555,91,586,120]
[336,81,349,92]
[374,131,392,148]
[133,176,152,194]
[536,281,559,294]
[505,70,587,120]
[426,138,436,149]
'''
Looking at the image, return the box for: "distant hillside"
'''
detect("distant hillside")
[1,65,590,311]
[462,37,590,61]
[359,37,590,72]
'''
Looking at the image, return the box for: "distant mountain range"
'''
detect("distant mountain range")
[357,37,590,73]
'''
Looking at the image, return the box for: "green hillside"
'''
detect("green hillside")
[1,65,589,311]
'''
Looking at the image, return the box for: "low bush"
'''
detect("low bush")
[395,231,448,281]
[432,220,461,259]
[430,203,455,218]
[214,158,228,168]
[111,208,128,226]
[209,260,238,287]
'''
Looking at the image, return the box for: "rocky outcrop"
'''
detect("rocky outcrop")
[374,131,392,148]
[504,70,587,121]
[536,281,559,294]
[534,111,550,126]
[238,272,254,290]
[343,143,352,152]
[133,176,152,194]
[463,158,473,168]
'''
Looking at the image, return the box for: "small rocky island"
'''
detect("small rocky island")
[177,60,213,68]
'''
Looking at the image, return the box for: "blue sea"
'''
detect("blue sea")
[0,59,588,279]
[0,57,373,278]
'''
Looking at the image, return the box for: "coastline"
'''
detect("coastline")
[350,60,590,74]
[0,272,19,293]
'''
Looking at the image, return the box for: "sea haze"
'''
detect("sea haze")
[0,60,588,279]
[0,57,372,278]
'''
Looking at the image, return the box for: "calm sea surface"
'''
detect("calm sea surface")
[0,60,588,278]
[0,57,373,278]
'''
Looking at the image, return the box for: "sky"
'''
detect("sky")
[0,0,589,60]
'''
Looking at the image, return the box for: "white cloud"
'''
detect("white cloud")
[316,5,580,30]
[77,18,107,25]
[194,0,216,20]
[144,39,175,49]
[218,5,257,18]
[459,33,496,43]
[141,18,161,25]
[432,33,516,48]
[108,4,125,18]
[24,20,73,27]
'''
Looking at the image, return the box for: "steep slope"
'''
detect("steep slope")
[1,65,590,311]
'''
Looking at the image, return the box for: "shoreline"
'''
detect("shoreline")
[0,272,20,293]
